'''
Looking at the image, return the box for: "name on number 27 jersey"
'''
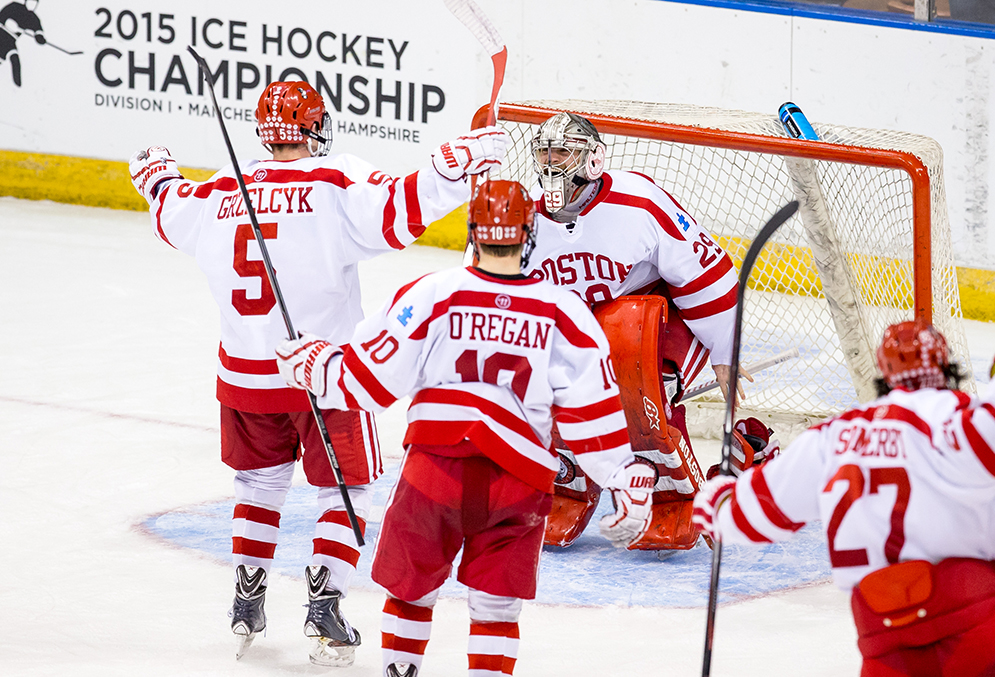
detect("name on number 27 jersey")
[718,387,995,590]
[147,153,468,413]
[316,267,635,493]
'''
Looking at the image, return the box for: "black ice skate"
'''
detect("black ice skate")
[230,564,267,660]
[387,662,418,677]
[304,564,361,666]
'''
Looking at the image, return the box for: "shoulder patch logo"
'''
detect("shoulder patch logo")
[396,305,414,326]
[677,213,691,231]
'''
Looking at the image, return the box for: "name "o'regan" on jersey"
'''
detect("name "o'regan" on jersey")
[214,186,315,220]
[448,311,552,350]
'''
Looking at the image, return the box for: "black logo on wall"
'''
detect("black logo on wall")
[0,0,81,87]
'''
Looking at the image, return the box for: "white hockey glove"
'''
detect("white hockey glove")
[598,461,655,549]
[431,126,509,181]
[129,146,183,203]
[691,475,737,541]
[275,332,340,397]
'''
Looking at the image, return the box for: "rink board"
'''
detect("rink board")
[143,463,832,609]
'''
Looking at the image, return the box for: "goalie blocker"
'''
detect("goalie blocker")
[546,287,775,551]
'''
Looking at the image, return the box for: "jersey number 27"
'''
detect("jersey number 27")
[824,464,910,568]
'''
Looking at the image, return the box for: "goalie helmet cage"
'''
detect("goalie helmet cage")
[474,100,973,435]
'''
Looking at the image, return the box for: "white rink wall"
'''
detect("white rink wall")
[1,0,994,266]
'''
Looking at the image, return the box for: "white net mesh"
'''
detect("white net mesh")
[491,100,972,432]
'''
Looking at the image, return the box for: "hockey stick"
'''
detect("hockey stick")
[186,46,364,548]
[0,24,81,54]
[45,41,82,56]
[681,347,801,401]
[444,0,507,127]
[701,200,799,677]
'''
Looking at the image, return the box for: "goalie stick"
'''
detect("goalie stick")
[444,0,507,127]
[445,0,507,265]
[186,46,365,548]
[681,347,801,401]
[701,200,799,677]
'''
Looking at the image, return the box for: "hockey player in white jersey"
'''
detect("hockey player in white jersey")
[693,320,995,676]
[128,80,508,664]
[276,180,655,677]
[522,111,765,551]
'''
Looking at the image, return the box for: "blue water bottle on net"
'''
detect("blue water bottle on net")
[779,102,819,141]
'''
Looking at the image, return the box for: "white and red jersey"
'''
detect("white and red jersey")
[315,266,636,493]
[523,171,738,365]
[715,387,995,590]
[148,154,468,413]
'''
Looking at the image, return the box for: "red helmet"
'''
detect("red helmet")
[468,180,537,267]
[876,319,949,391]
[255,81,326,147]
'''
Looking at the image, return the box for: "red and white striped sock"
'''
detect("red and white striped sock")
[382,598,434,673]
[232,503,281,576]
[312,509,367,591]
[468,621,519,676]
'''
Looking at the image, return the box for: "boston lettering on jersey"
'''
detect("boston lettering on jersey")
[448,311,552,350]
[528,252,634,287]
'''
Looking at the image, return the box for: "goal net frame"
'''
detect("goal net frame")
[473,100,972,435]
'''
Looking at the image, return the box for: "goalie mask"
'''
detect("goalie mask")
[876,319,949,391]
[531,112,607,213]
[255,81,332,156]
[468,180,537,269]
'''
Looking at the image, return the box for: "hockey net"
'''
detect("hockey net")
[475,100,973,435]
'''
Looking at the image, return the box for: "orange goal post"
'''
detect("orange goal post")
[473,100,972,431]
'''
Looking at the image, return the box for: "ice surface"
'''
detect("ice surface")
[2,197,991,676]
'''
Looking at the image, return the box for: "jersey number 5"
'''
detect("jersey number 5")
[232,222,277,316]
[824,464,910,568]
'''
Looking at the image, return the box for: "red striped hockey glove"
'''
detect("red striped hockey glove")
[431,126,509,180]
[691,475,737,541]
[129,146,183,203]
[275,332,340,397]
[706,417,780,479]
[599,461,655,548]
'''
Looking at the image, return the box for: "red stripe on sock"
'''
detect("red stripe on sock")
[232,536,276,559]
[233,503,281,527]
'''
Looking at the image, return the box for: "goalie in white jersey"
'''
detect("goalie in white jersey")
[694,320,995,676]
[520,111,767,551]
[128,80,508,665]
[276,180,655,677]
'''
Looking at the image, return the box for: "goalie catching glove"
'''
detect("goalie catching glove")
[706,417,780,479]
[129,146,183,203]
[275,332,341,397]
[598,461,655,548]
[431,126,509,181]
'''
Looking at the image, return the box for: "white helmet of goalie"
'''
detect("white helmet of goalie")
[531,112,607,213]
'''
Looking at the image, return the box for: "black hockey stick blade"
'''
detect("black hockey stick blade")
[187,46,365,548]
[701,200,798,677]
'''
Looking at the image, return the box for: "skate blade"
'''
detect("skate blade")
[308,637,357,667]
[235,632,256,660]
